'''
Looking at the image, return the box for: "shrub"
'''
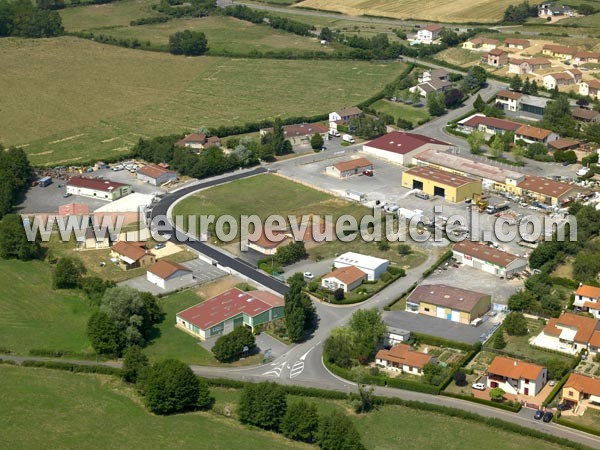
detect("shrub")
[212,326,256,362]
[316,410,365,450]
[52,256,86,289]
[238,382,287,431]
[122,345,149,384]
[169,30,207,56]
[281,400,319,443]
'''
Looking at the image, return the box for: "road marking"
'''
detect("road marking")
[289,361,304,378]
[299,347,313,361]
[262,361,287,377]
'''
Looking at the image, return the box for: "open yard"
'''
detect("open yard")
[0,259,93,356]
[369,99,430,127]
[60,0,161,31]
[0,37,403,166]
[294,0,520,23]
[435,47,482,67]
[0,365,569,450]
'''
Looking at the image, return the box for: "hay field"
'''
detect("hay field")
[294,0,518,23]
[0,37,402,166]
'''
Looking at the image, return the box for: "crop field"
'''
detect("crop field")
[0,37,402,166]
[294,0,519,23]
[90,16,332,54]
[0,259,93,355]
[0,366,568,450]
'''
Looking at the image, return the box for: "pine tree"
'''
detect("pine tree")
[493,330,506,349]
[509,75,522,92]
[522,77,531,94]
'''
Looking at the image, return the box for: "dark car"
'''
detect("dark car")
[542,412,554,423]
[557,402,571,411]
[534,410,544,420]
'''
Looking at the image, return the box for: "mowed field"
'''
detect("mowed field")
[0,365,569,450]
[294,0,518,23]
[0,37,402,166]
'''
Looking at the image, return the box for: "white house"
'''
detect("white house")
[531,312,600,355]
[328,107,362,130]
[146,260,194,290]
[66,177,130,201]
[574,285,600,318]
[487,356,548,397]
[137,164,178,186]
[334,252,389,281]
[321,266,367,293]
[410,79,452,98]
[543,70,582,90]
[495,90,523,112]
[579,79,600,100]
[384,327,411,347]
[375,344,435,375]
[452,240,526,278]
[416,24,443,43]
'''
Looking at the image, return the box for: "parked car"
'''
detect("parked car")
[549,380,555,387]
[557,402,571,411]
[472,383,485,391]
[63,192,72,198]
[303,272,314,280]
[154,242,166,250]
[415,191,430,200]
[362,170,373,177]
[542,412,554,423]
[534,410,544,420]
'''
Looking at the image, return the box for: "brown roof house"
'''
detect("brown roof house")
[548,137,580,151]
[531,312,600,355]
[405,284,490,324]
[137,164,178,186]
[417,24,443,43]
[495,89,524,112]
[260,123,328,146]
[321,266,367,293]
[515,124,558,145]
[326,157,373,178]
[543,69,582,90]
[504,38,530,50]
[462,37,499,51]
[486,356,547,397]
[376,343,435,375]
[572,107,600,124]
[110,241,156,270]
[484,48,509,67]
[508,57,551,75]
[517,175,575,205]
[362,131,451,166]
[452,240,526,278]
[562,373,600,408]
[579,79,600,100]
[146,259,194,290]
[329,107,362,129]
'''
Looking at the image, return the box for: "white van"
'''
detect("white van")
[342,134,355,143]
[329,129,340,137]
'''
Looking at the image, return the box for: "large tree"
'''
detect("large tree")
[541,95,576,137]
[426,91,446,117]
[281,400,319,443]
[467,130,485,154]
[122,345,150,384]
[87,311,123,356]
[0,213,41,260]
[349,308,386,362]
[168,30,208,56]
[316,410,365,450]
[212,326,256,362]
[143,359,212,415]
[53,256,86,289]
[238,382,287,431]
[503,312,528,336]
[310,132,324,151]
[284,274,315,342]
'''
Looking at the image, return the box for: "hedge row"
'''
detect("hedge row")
[0,359,18,365]
[422,249,453,278]
[325,360,441,394]
[543,354,581,406]
[441,392,522,412]
[357,63,415,109]
[411,332,480,352]
[29,348,103,360]
[547,276,580,289]
[557,418,600,437]
[20,360,123,376]
[384,281,417,310]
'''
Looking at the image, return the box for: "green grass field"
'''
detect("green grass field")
[60,0,161,31]
[0,259,93,355]
[173,173,370,233]
[370,99,430,127]
[0,37,403,166]
[0,365,569,450]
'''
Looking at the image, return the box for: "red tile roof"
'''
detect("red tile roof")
[548,138,580,150]
[137,163,176,180]
[487,356,545,380]
[176,288,282,330]
[376,344,433,369]
[582,79,600,90]
[576,285,600,300]
[147,260,192,279]
[543,44,577,55]
[542,312,600,344]
[333,158,373,173]
[365,132,449,155]
[178,133,206,144]
[423,24,443,32]
[323,266,367,286]
[564,373,600,397]
[67,177,127,192]
[517,175,573,199]
[462,115,521,131]
[496,89,523,100]
[515,124,552,140]
[407,284,488,313]
[112,241,154,262]
[453,240,522,268]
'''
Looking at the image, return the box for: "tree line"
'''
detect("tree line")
[223,5,315,37]
[0,0,63,37]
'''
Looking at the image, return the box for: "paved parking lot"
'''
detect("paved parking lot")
[382,309,500,344]
[121,257,227,295]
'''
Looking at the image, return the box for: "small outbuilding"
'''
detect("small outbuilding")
[137,164,178,186]
[147,259,194,290]
[334,252,389,281]
[326,158,373,178]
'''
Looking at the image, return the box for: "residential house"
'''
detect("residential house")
[531,312,600,355]
[410,79,452,97]
[136,164,178,186]
[504,38,530,50]
[460,114,521,137]
[452,240,527,278]
[543,70,582,90]
[375,343,435,375]
[260,123,328,146]
[508,57,551,74]
[176,288,284,340]
[405,284,490,324]
[66,177,130,201]
[245,229,290,256]
[515,124,558,145]
[329,107,362,130]
[574,51,600,64]
[176,133,207,150]
[462,38,499,51]
[547,137,580,151]
[538,3,574,17]
[147,260,194,290]
[385,327,411,347]
[362,131,452,166]
[326,157,373,178]
[571,107,600,128]
[574,285,600,319]
[418,68,449,83]
[417,24,443,43]
[579,79,600,99]
[542,44,578,59]
[562,373,600,408]
[484,49,509,67]
[401,166,482,203]
[110,241,155,270]
[495,90,523,111]
[487,356,548,396]
[321,266,367,293]
[334,252,388,281]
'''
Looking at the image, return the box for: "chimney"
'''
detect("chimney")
[514,360,517,367]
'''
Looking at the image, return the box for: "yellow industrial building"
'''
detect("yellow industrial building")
[401,166,482,203]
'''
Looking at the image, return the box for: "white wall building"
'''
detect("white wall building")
[146,260,194,290]
[334,252,389,281]
[486,356,548,397]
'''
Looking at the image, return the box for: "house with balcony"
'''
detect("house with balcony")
[531,312,600,355]
[486,356,547,397]
[574,285,600,318]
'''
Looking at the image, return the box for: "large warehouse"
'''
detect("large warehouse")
[452,241,527,278]
[362,131,452,166]
[66,177,130,201]
[405,284,491,324]
[401,166,482,203]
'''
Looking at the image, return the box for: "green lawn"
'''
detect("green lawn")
[435,47,482,67]
[173,173,370,234]
[60,0,161,31]
[0,365,569,450]
[0,37,403,166]
[0,365,308,449]
[0,259,93,355]
[560,407,600,435]
[370,99,430,127]
[90,16,332,54]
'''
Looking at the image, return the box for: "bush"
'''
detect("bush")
[169,30,207,56]
[281,400,319,443]
[87,311,123,356]
[238,382,287,431]
[454,370,467,386]
[316,410,365,450]
[122,345,149,384]
[504,312,528,336]
[143,359,212,415]
[212,326,256,362]
[53,256,86,289]
[20,360,122,376]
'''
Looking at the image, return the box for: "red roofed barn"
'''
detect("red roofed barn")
[362,131,451,166]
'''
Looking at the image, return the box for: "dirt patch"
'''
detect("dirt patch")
[195,275,247,298]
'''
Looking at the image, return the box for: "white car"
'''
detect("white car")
[472,383,486,391]
[577,168,590,177]
[303,272,314,280]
